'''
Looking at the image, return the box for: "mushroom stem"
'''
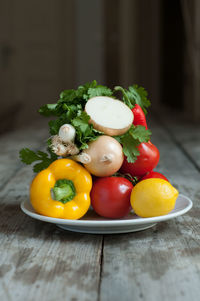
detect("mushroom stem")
[59,124,76,143]
[51,135,79,156]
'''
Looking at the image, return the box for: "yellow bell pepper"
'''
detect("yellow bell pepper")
[30,159,92,219]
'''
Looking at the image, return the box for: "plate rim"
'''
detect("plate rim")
[20,194,193,227]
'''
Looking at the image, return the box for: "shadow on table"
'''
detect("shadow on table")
[0,202,93,242]
[0,201,172,243]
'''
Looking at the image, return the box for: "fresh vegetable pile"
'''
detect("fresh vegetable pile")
[20,81,179,220]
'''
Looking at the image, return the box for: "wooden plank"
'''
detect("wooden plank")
[154,115,200,170]
[99,117,200,301]
[0,126,103,301]
[1,118,200,301]
[0,204,102,301]
[0,123,47,189]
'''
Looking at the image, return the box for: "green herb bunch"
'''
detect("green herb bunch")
[20,80,151,172]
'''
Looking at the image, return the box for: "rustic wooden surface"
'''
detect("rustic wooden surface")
[0,117,200,301]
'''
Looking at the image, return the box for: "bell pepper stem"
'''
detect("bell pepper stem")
[52,179,76,204]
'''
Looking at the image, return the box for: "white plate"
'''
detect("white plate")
[20,194,192,234]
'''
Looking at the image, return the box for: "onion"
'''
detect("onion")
[73,136,124,177]
[85,96,134,136]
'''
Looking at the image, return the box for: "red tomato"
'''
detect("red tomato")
[91,177,133,219]
[141,171,169,181]
[120,142,160,177]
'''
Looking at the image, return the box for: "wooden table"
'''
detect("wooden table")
[0,116,200,301]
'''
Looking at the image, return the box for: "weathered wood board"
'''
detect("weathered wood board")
[0,116,200,301]
[99,117,200,301]
[0,124,47,189]
[0,124,102,301]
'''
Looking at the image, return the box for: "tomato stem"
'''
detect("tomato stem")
[112,172,139,186]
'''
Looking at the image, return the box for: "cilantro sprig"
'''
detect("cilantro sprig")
[19,81,151,172]
[71,111,103,150]
[114,85,150,114]
[39,80,113,117]
[115,125,151,163]
[39,80,113,140]
[19,148,57,173]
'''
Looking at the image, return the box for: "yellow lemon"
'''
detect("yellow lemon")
[130,178,179,218]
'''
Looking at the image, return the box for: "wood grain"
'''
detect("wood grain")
[1,117,200,301]
[0,124,47,189]
[0,125,103,301]
[153,116,200,171]
[99,117,200,301]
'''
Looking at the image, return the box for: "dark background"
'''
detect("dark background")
[0,0,199,133]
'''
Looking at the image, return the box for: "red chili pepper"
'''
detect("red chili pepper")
[132,104,148,129]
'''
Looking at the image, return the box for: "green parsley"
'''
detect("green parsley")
[115,125,151,163]
[114,84,150,114]
[71,111,103,150]
[19,148,57,173]
[19,81,151,172]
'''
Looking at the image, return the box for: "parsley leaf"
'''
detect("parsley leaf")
[127,85,150,114]
[20,80,152,172]
[114,86,133,108]
[130,125,152,142]
[48,114,68,135]
[59,89,77,102]
[115,125,151,163]
[19,148,41,164]
[38,80,113,137]
[47,104,82,135]
[19,148,57,173]
[72,111,90,134]
[114,85,151,114]
[88,86,112,98]
[115,133,140,163]
[72,111,102,150]
[39,103,58,116]
[77,80,98,100]
[58,80,99,105]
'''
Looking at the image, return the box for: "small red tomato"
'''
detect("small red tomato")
[120,142,160,177]
[141,171,169,181]
[91,177,133,219]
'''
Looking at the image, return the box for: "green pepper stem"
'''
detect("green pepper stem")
[52,179,76,204]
